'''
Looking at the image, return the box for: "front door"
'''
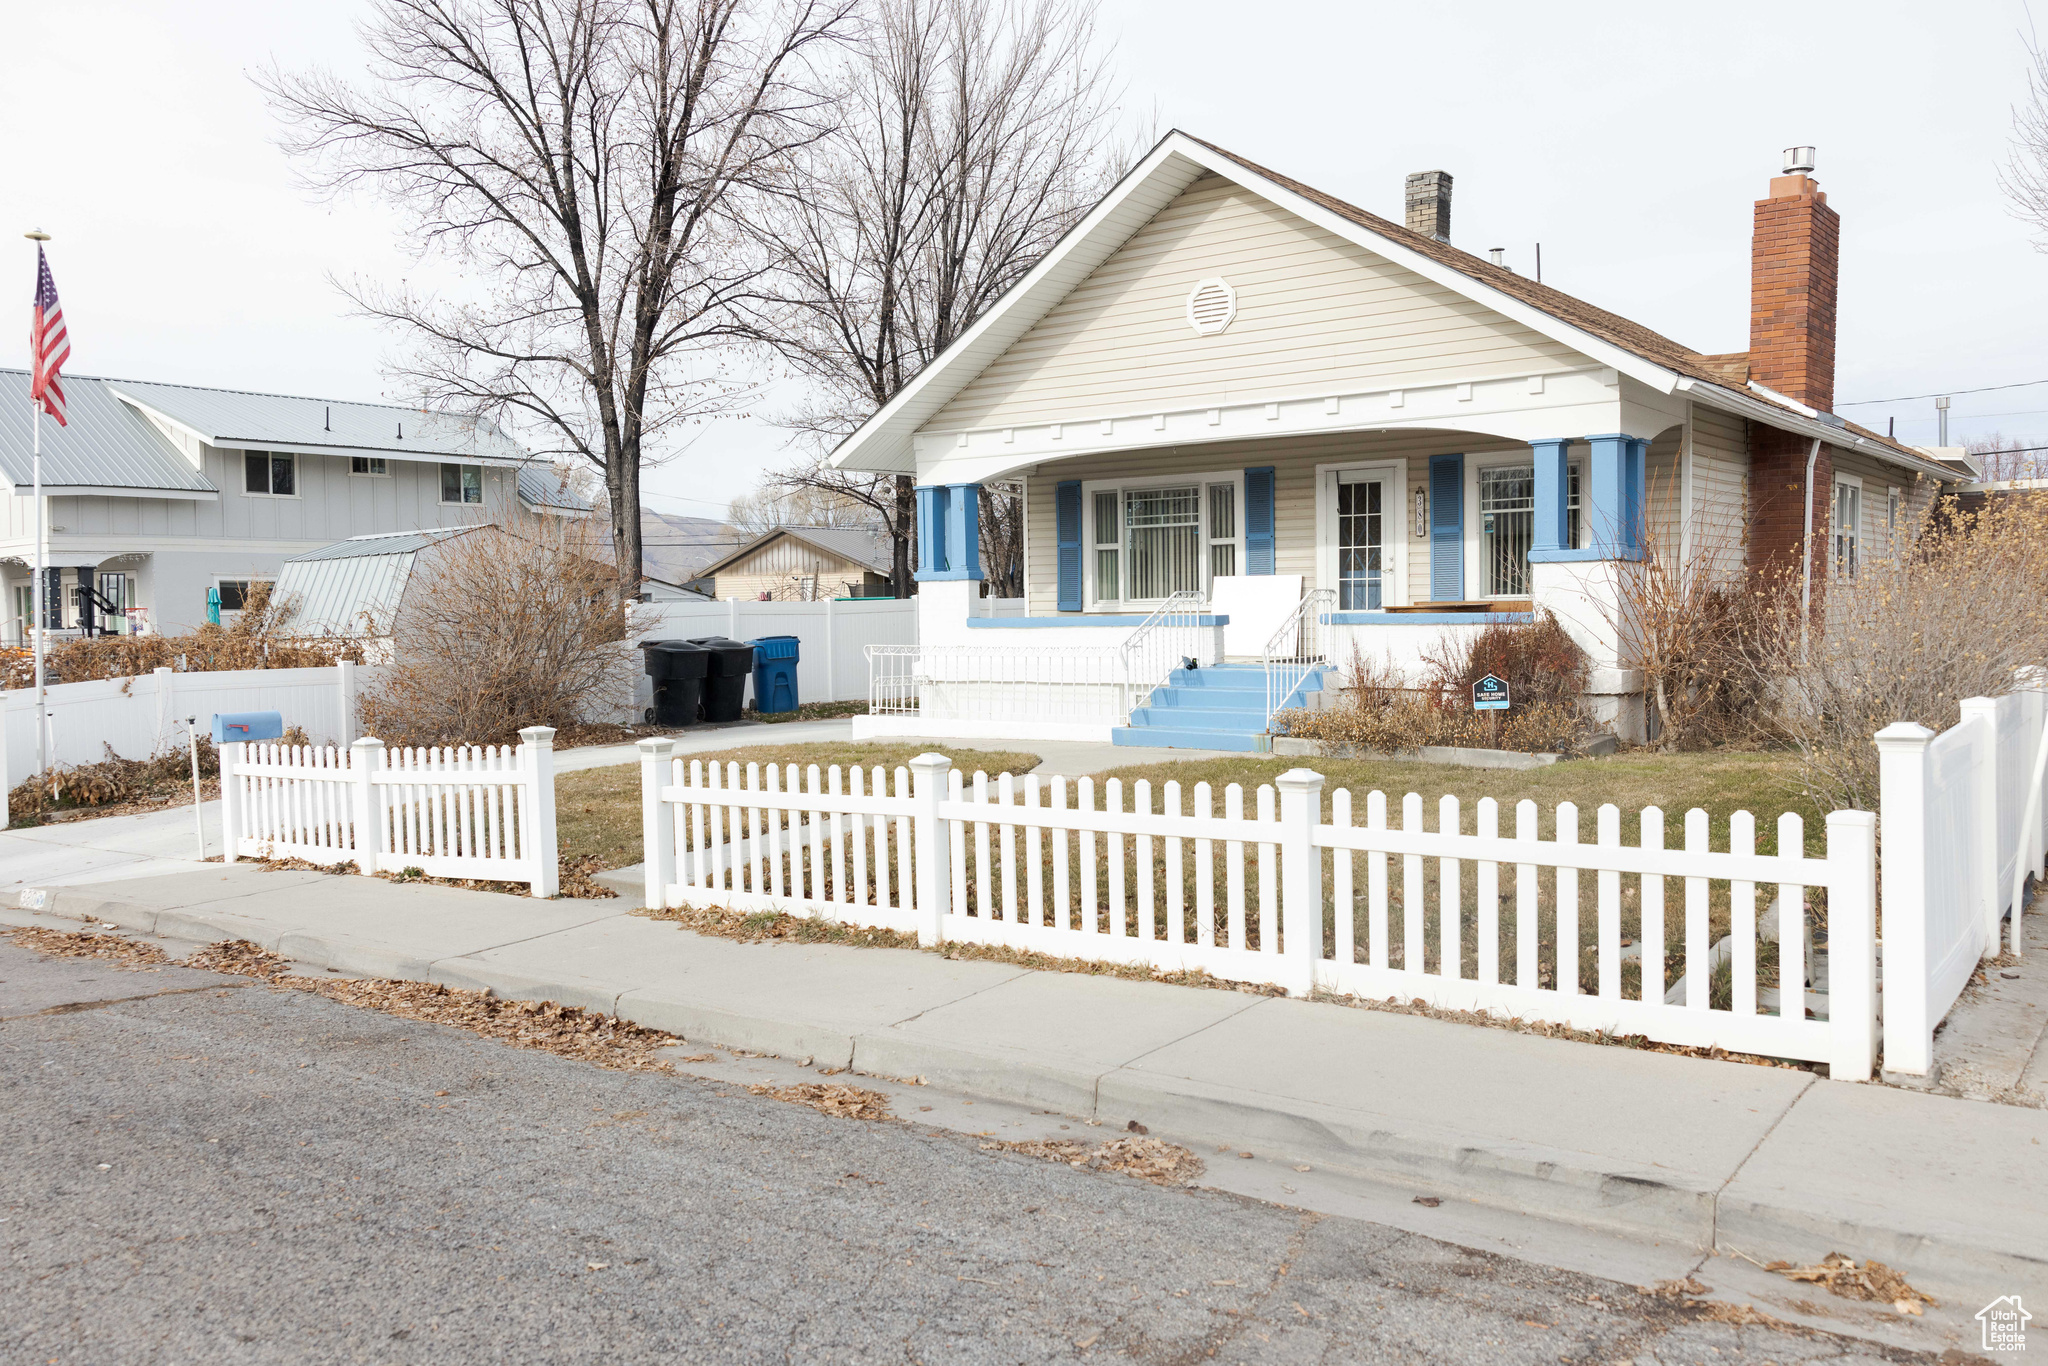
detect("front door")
[1336,474,1386,610]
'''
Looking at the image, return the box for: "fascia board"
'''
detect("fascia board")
[827,137,1208,474]
[1679,379,1965,482]
[206,439,531,467]
[8,483,221,500]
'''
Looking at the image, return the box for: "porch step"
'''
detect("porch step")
[1111,663,1330,752]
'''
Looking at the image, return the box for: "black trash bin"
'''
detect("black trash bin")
[688,636,757,723]
[639,639,710,726]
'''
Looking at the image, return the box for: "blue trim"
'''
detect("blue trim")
[1528,548,1642,564]
[967,613,1230,628]
[1055,480,1083,610]
[1244,466,1275,573]
[1327,611,1535,626]
[1428,452,1463,600]
[1530,438,1571,555]
[914,482,982,581]
[946,481,983,581]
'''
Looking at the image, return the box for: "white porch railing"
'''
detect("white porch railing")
[637,742,1881,1078]
[1877,680,2048,1075]
[1264,588,1335,726]
[1116,590,1207,716]
[865,643,1132,726]
[222,728,560,896]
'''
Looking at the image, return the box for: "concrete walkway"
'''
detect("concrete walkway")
[6,815,2043,1309]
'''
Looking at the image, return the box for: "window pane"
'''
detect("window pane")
[1480,465,1535,597]
[442,464,462,502]
[270,455,295,497]
[218,580,248,611]
[1209,543,1236,579]
[1567,464,1583,551]
[1096,549,1119,600]
[1337,479,1384,610]
[1124,486,1201,600]
[462,465,483,503]
[1208,484,1236,539]
[1092,491,1118,546]
[245,453,268,494]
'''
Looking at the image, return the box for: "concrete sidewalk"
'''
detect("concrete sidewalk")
[12,852,2045,1308]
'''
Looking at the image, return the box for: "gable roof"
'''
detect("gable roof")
[0,370,217,496]
[106,376,530,465]
[695,525,892,580]
[827,131,1957,484]
[517,465,595,514]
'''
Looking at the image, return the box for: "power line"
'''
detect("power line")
[1838,378,2048,406]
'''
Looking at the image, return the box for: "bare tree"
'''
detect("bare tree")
[260,0,855,596]
[726,477,882,533]
[977,479,1022,595]
[1969,433,2044,482]
[758,0,1126,594]
[2006,24,2048,248]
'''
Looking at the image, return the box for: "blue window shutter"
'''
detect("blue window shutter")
[1245,466,1276,575]
[1055,481,1083,611]
[1429,453,1464,601]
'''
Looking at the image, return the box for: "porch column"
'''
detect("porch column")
[1530,438,1571,555]
[1582,434,1645,560]
[42,567,62,630]
[913,483,983,581]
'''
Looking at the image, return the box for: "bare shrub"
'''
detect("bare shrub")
[4,582,366,689]
[359,519,634,748]
[1769,491,2048,811]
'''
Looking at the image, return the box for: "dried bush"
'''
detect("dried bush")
[359,518,635,748]
[7,726,314,820]
[1282,617,1590,756]
[2,581,366,689]
[1768,491,2048,811]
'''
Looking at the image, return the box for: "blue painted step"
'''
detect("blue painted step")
[1111,663,1330,752]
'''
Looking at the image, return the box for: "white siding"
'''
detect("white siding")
[930,174,1583,434]
[1688,407,1750,586]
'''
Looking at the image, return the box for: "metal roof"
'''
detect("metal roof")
[517,466,594,512]
[0,370,217,495]
[103,375,531,465]
[284,527,479,563]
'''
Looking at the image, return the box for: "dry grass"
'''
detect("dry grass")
[978,1135,1205,1185]
[556,741,1040,870]
[3,925,172,970]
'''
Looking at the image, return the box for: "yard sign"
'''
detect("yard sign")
[1473,674,1510,711]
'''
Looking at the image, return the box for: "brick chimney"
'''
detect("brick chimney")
[1748,147,1838,412]
[1405,170,1452,241]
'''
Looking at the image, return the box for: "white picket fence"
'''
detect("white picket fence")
[637,741,1879,1078]
[1878,681,2048,1075]
[222,727,559,895]
[1,661,367,793]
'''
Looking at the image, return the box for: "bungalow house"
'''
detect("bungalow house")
[833,133,1966,748]
[694,525,895,601]
[0,371,537,641]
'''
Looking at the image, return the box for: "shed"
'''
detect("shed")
[271,527,486,636]
[694,526,894,601]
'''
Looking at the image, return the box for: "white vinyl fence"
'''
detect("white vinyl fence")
[638,742,1879,1078]
[629,597,915,706]
[223,727,559,895]
[1878,682,2048,1075]
[2,662,367,792]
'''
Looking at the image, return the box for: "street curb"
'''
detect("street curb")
[14,880,2045,1297]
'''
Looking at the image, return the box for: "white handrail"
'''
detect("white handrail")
[1116,590,1207,718]
[1264,588,1335,727]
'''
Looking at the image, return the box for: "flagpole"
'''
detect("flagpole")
[25,228,49,781]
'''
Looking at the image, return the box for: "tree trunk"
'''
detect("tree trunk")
[891,473,914,597]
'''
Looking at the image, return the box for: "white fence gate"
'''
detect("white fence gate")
[2,661,368,792]
[638,741,1880,1079]
[223,727,559,896]
[1878,682,2048,1075]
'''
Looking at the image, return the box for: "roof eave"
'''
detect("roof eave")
[1678,379,1968,482]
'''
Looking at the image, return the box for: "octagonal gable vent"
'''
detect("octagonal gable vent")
[1185,277,1236,335]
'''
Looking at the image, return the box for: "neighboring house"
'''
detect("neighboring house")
[695,526,894,601]
[640,509,742,590]
[517,466,595,519]
[830,132,1966,746]
[0,371,539,641]
[270,527,482,639]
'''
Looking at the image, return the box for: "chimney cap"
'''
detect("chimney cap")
[1783,146,1816,174]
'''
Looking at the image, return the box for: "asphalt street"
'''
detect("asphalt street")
[1,938,1930,1365]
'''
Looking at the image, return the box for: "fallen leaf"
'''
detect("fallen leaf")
[1412,1196,1441,1208]
[1293,1164,1312,1173]
[586,1262,609,1271]
[1125,1120,1149,1135]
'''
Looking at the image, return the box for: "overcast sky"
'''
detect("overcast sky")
[4,0,2042,524]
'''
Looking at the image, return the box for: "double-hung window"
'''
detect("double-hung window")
[1087,475,1241,606]
[441,463,485,505]
[244,450,296,497]
[1479,465,1535,597]
[1833,478,1861,579]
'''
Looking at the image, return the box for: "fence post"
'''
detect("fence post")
[910,752,953,947]
[1825,808,1879,1082]
[638,737,676,910]
[1876,722,1934,1076]
[519,726,560,898]
[1958,697,2003,957]
[337,660,358,744]
[824,596,837,703]
[220,740,244,862]
[1276,768,1326,999]
[349,737,384,875]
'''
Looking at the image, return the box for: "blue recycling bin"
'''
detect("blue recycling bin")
[751,635,800,714]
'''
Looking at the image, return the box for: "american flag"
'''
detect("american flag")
[30,246,69,427]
